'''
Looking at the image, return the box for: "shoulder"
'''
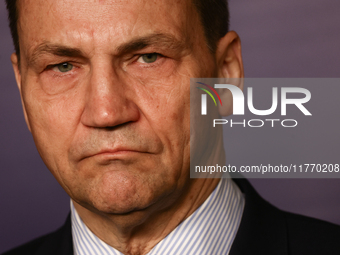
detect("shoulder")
[231,177,340,255]
[2,215,73,255]
[284,212,340,254]
[2,232,58,255]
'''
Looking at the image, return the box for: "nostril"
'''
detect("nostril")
[81,94,140,129]
[104,121,135,131]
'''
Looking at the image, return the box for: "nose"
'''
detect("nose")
[81,62,140,128]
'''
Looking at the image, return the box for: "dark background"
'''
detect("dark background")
[1,0,340,253]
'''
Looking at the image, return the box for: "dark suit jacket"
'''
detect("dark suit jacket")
[3,178,340,255]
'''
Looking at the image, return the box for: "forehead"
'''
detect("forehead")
[17,0,200,56]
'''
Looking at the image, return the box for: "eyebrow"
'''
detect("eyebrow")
[28,33,187,66]
[116,33,187,55]
[29,44,85,66]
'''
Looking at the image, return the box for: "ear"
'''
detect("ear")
[215,31,244,116]
[11,53,31,132]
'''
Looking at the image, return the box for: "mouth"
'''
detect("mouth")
[97,149,139,156]
[82,148,147,162]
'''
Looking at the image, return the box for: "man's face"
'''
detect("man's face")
[15,0,216,214]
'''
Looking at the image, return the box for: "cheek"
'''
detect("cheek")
[149,90,190,167]
[24,85,83,168]
[136,68,191,146]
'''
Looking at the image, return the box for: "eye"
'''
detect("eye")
[137,53,159,64]
[53,62,74,73]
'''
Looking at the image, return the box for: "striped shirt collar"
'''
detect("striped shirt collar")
[71,178,245,255]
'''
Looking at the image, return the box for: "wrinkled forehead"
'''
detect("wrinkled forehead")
[16,0,202,57]
[17,0,194,21]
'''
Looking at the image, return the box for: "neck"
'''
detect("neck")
[73,145,226,255]
[73,178,220,254]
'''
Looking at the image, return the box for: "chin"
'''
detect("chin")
[86,170,162,215]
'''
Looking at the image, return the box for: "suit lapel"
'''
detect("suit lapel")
[230,177,288,255]
[35,214,73,255]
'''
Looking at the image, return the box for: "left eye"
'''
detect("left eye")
[137,53,159,64]
[53,62,74,73]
